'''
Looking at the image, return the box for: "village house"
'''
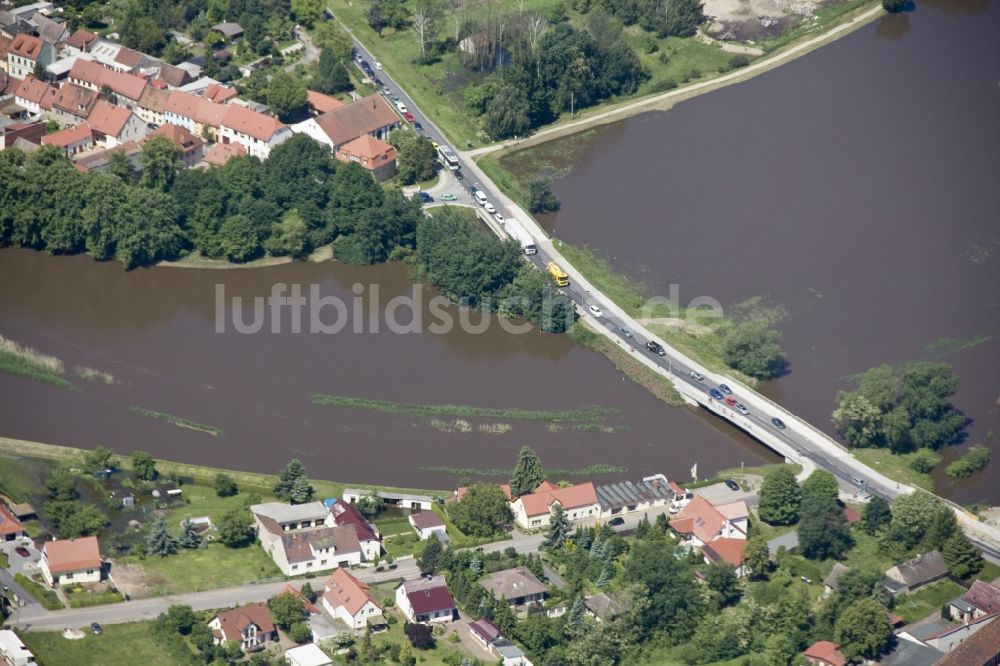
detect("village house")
[408,511,447,541]
[882,550,948,596]
[39,536,102,586]
[899,613,999,655]
[212,22,244,41]
[202,141,245,167]
[395,575,457,623]
[934,612,1000,666]
[87,99,148,147]
[142,123,204,166]
[326,499,382,562]
[218,104,290,159]
[803,640,846,666]
[68,58,147,109]
[251,501,364,576]
[468,619,533,666]
[164,90,227,140]
[284,643,332,666]
[584,592,629,623]
[207,602,277,653]
[0,629,36,666]
[135,85,168,127]
[335,134,397,181]
[153,63,192,90]
[320,568,386,633]
[594,474,674,521]
[41,121,92,155]
[0,121,46,150]
[669,495,748,548]
[508,481,600,530]
[700,538,748,577]
[203,82,238,104]
[0,503,27,541]
[343,489,434,511]
[480,567,548,608]
[823,562,850,596]
[61,29,98,57]
[6,33,53,79]
[949,579,1000,623]
[49,83,98,126]
[11,76,55,115]
[71,140,141,173]
[306,89,344,115]
[292,94,400,153]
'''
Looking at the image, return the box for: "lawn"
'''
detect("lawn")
[894,579,966,624]
[852,448,934,492]
[367,608,474,666]
[15,574,63,610]
[119,542,282,594]
[22,622,197,666]
[374,515,414,537]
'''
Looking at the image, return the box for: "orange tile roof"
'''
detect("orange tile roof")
[66,29,98,51]
[203,141,246,166]
[670,495,726,543]
[0,503,26,538]
[803,640,846,666]
[87,100,133,137]
[212,602,275,640]
[313,94,399,147]
[52,83,98,117]
[165,91,227,127]
[701,538,745,568]
[336,134,396,167]
[43,536,101,574]
[204,83,238,104]
[42,123,92,147]
[221,104,286,142]
[279,584,320,615]
[517,482,598,517]
[69,59,147,101]
[306,89,345,114]
[143,123,203,154]
[8,34,44,60]
[14,77,57,107]
[323,568,381,617]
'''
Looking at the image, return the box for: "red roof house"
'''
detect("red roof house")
[803,640,847,666]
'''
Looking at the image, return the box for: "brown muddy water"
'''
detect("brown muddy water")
[506,0,1000,503]
[0,248,779,491]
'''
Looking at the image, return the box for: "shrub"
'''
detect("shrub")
[946,446,990,478]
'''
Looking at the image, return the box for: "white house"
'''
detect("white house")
[251,502,363,577]
[668,496,748,548]
[218,104,290,159]
[6,34,54,80]
[207,602,277,652]
[320,568,385,633]
[408,511,447,541]
[284,643,332,666]
[40,536,102,586]
[395,576,457,624]
[0,630,37,666]
[291,94,400,153]
[468,619,534,666]
[343,489,433,511]
[507,481,600,530]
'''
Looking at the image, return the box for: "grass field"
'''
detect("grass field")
[15,574,64,610]
[894,579,966,624]
[119,542,282,594]
[22,622,196,666]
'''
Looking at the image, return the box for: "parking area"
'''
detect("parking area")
[0,537,42,578]
[693,481,759,507]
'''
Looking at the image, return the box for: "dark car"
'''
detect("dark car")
[709,388,724,400]
[14,546,30,557]
[608,517,625,526]
[413,121,424,132]
[771,417,786,429]
[724,479,740,492]
[454,170,464,181]
[645,340,665,356]
[417,192,433,203]
[91,622,103,635]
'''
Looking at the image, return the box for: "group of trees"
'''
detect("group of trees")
[722,321,787,379]
[833,362,966,453]
[757,469,851,560]
[592,0,706,38]
[389,131,441,186]
[415,207,576,332]
[147,515,206,556]
[273,459,315,504]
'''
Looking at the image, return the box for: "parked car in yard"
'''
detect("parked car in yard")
[724,479,740,492]
[91,623,103,635]
[14,546,30,557]
[417,192,432,203]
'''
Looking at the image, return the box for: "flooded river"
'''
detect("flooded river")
[505,0,1000,503]
[0,248,778,490]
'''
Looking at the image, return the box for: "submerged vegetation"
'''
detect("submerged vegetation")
[312,394,616,423]
[0,334,71,389]
[945,445,991,479]
[423,464,627,477]
[129,407,224,437]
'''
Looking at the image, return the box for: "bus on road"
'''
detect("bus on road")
[547,261,569,287]
[437,145,459,171]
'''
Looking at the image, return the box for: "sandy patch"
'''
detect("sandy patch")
[703,0,825,40]
[107,560,169,600]
[639,317,713,336]
[62,629,86,640]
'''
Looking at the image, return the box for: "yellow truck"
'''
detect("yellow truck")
[547,261,569,287]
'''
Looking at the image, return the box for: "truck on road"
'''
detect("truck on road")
[546,261,569,286]
[505,219,537,255]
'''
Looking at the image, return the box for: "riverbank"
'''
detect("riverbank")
[157,245,334,270]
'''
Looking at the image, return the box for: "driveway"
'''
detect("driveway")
[694,481,758,507]
[1,538,42,579]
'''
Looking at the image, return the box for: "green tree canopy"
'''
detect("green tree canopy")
[622,539,704,641]
[942,529,983,579]
[214,473,239,497]
[314,48,352,94]
[217,507,255,547]
[798,470,850,560]
[274,459,307,501]
[147,516,179,557]
[130,450,158,481]
[417,534,444,575]
[269,592,307,629]
[528,178,561,214]
[861,495,891,535]
[510,445,546,497]
[757,466,801,525]
[140,136,183,191]
[722,322,787,379]
[834,598,892,662]
[266,71,308,120]
[449,484,514,537]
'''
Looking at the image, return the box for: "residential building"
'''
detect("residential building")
[11,76,54,115]
[594,474,674,520]
[0,503,26,541]
[203,83,237,104]
[883,550,949,596]
[479,567,548,607]
[45,54,90,83]
[700,538,747,577]
[62,29,97,57]
[41,122,92,156]
[823,562,850,596]
[71,140,141,173]
[154,63,191,90]
[934,612,1000,665]
[0,121,46,149]
[212,22,244,41]
[335,134,396,181]
[49,83,97,125]
[87,99,148,147]
[509,481,600,530]
[950,580,1000,623]
[218,104,290,159]
[6,34,52,79]
[142,123,203,166]
[343,489,433,511]
[112,46,148,74]
[30,13,68,46]
[164,90,226,140]
[900,614,998,654]
[468,619,533,666]
[326,499,381,562]
[306,89,344,115]
[251,502,363,576]
[135,85,168,127]
[202,141,245,166]
[669,495,748,548]
[395,576,457,623]
[408,511,447,541]
[803,640,847,666]
[208,602,277,653]
[293,94,400,152]
[284,643,332,666]
[0,630,36,666]
[583,592,628,622]
[39,536,102,586]
[320,568,385,632]
[68,58,147,109]
[877,637,944,666]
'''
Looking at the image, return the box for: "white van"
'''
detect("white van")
[474,190,488,206]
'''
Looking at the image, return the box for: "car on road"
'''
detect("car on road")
[380,86,391,96]
[735,403,749,416]
[689,371,705,382]
[771,417,786,429]
[850,476,865,487]
[391,95,401,104]
[608,517,625,526]
[645,340,665,356]
[413,121,423,132]
[588,304,603,317]
[416,192,432,204]
[375,61,383,70]
[619,327,633,338]
[395,101,407,113]
[709,388,724,400]
[454,170,464,180]
[494,212,504,223]
[91,623,103,635]
[14,546,30,557]
[484,202,496,214]
[718,384,732,395]
[441,193,457,201]
[724,479,740,492]
[354,52,363,63]
[725,397,738,408]
[432,140,440,149]
[404,111,416,123]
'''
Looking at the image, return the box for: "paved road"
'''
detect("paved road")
[342,30,1000,566]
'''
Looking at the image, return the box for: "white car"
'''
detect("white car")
[494,212,505,223]
[395,101,407,113]
[484,202,496,214]
[375,62,383,70]
[588,304,603,317]
[735,403,750,416]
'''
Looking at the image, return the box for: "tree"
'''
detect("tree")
[449,484,514,537]
[942,529,983,579]
[178,519,204,549]
[834,598,892,662]
[217,507,255,547]
[44,501,107,537]
[418,534,443,575]
[798,470,850,560]
[622,539,704,640]
[289,621,312,643]
[291,0,325,26]
[389,132,439,186]
[404,622,435,649]
[565,594,588,635]
[300,582,317,603]
[268,592,307,629]
[45,468,78,501]
[411,0,441,60]
[219,214,261,262]
[314,48,352,94]
[147,516,178,557]
[83,446,118,471]
[907,448,941,474]
[722,322,786,379]
[158,604,197,635]
[510,446,545,497]
[484,83,531,139]
[355,490,385,518]
[704,562,740,607]
[266,71,308,120]
[544,504,571,549]
[214,473,239,497]
[140,136,182,191]
[130,450,157,481]
[886,491,938,550]
[945,446,991,478]
[882,0,909,12]
[757,466,801,525]
[528,178,560,213]
[274,459,307,500]
[923,506,957,551]
[264,209,310,259]
[861,495,891,535]
[744,534,771,580]
[634,514,651,540]
[290,475,315,505]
